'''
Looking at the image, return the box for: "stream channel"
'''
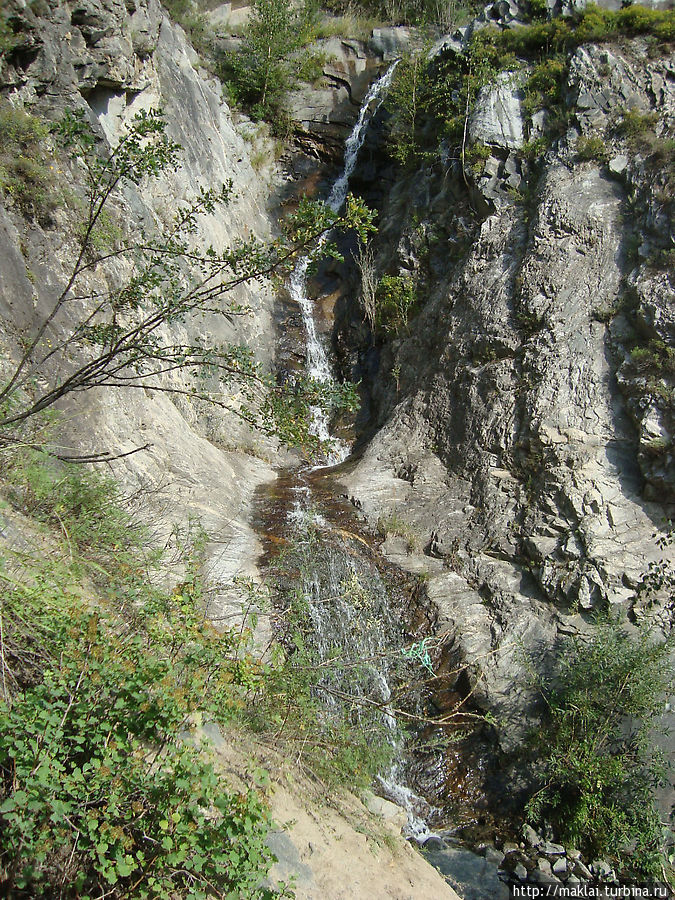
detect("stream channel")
[252,65,508,897]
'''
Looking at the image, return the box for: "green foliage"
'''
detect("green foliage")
[629,339,675,378]
[0,610,280,898]
[526,618,673,879]
[78,206,124,253]
[522,55,567,119]
[375,274,418,335]
[0,109,373,459]
[576,134,610,163]
[0,100,57,221]
[4,450,141,562]
[218,0,315,126]
[519,136,550,161]
[385,50,432,166]
[527,0,548,22]
[473,4,674,60]
[0,456,289,898]
[380,1,674,166]
[616,107,660,141]
[296,49,330,86]
[464,141,491,174]
[377,511,419,552]
[311,12,383,40]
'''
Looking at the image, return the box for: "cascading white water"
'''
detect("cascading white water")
[290,63,399,464]
[285,493,436,843]
[283,61,438,842]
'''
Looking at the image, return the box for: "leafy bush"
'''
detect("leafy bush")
[629,339,675,378]
[0,595,282,898]
[0,100,57,221]
[526,619,673,879]
[217,0,316,127]
[375,274,418,335]
[0,455,288,898]
[523,55,567,117]
[576,134,609,163]
[465,141,492,174]
[4,450,142,564]
[616,107,659,141]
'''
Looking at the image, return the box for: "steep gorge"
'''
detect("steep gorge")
[0,0,674,895]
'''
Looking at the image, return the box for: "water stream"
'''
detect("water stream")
[289,62,398,462]
[275,62,438,842]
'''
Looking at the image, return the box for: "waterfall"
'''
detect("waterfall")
[285,492,435,842]
[280,61,437,841]
[290,63,398,464]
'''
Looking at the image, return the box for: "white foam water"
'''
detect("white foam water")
[289,63,399,465]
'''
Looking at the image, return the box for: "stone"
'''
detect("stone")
[573,860,593,879]
[591,860,614,880]
[552,858,567,876]
[541,840,566,856]
[469,71,525,150]
[522,824,543,848]
[361,790,408,830]
[423,844,511,900]
[369,26,412,60]
[514,863,528,881]
[532,865,561,886]
[608,154,628,176]
[536,858,552,875]
[423,836,447,851]
[484,846,505,866]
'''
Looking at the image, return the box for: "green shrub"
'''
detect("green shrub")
[526,618,673,879]
[0,453,288,898]
[576,134,609,163]
[519,136,550,161]
[465,141,492,174]
[0,100,57,221]
[375,274,418,335]
[527,0,548,22]
[0,590,283,899]
[217,0,316,125]
[616,107,659,140]
[4,450,142,564]
[523,55,567,117]
[296,49,330,85]
[629,339,675,378]
[377,511,419,551]
[319,0,481,28]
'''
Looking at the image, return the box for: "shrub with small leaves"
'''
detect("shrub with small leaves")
[0,100,57,221]
[0,607,283,899]
[526,618,673,880]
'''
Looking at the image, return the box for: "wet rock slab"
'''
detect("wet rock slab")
[422,841,511,900]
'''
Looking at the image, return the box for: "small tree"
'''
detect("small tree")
[526,618,673,880]
[375,274,418,335]
[0,107,375,458]
[221,0,315,126]
[385,49,430,167]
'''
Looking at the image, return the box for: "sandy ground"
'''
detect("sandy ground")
[203,723,461,900]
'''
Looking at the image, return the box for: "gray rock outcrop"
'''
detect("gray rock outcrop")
[0,0,280,620]
[338,35,675,787]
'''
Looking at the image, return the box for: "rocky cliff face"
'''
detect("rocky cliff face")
[0,0,283,612]
[1,0,673,885]
[337,28,675,805]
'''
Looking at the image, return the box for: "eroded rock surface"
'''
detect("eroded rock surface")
[337,36,675,793]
